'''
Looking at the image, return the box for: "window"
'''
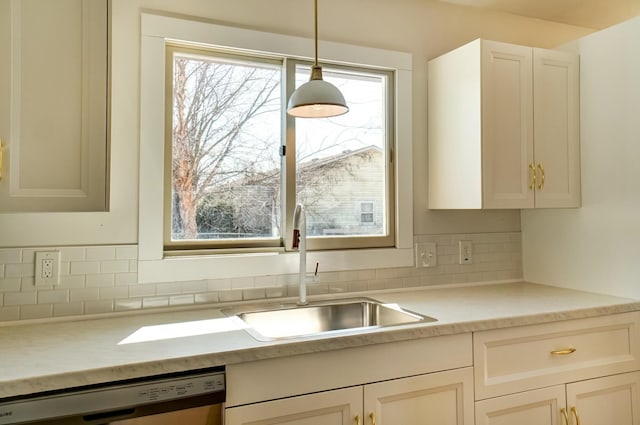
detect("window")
[360,202,374,224]
[139,14,413,282]
[164,46,394,252]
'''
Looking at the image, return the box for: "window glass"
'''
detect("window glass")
[168,49,282,244]
[165,47,394,251]
[294,65,389,238]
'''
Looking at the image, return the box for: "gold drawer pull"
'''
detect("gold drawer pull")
[551,348,577,355]
[561,407,570,425]
[355,414,361,425]
[528,163,536,191]
[537,163,545,190]
[571,406,581,425]
[369,412,376,425]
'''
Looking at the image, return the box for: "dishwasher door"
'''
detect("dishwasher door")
[109,404,221,425]
[0,368,225,425]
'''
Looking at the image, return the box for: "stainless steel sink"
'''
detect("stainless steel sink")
[221,297,436,341]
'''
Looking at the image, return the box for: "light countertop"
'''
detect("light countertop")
[2,281,639,399]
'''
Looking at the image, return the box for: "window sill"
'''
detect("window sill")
[137,247,413,283]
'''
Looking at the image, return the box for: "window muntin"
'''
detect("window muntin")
[164,47,395,252]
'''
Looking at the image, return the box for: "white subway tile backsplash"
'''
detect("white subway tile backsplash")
[100,286,129,300]
[54,302,84,317]
[218,290,243,302]
[100,260,130,274]
[115,298,142,312]
[38,290,69,304]
[0,278,21,292]
[70,261,101,275]
[20,304,53,320]
[5,263,34,278]
[194,292,219,304]
[142,296,169,309]
[0,233,523,322]
[85,300,114,314]
[60,247,86,262]
[4,292,36,306]
[181,280,207,293]
[69,288,100,302]
[207,278,231,291]
[86,247,116,261]
[129,284,156,298]
[231,277,254,290]
[115,273,138,286]
[169,294,194,306]
[156,282,182,296]
[86,274,115,288]
[116,246,138,260]
[0,306,19,321]
[243,288,266,300]
[0,249,21,264]
[59,275,86,289]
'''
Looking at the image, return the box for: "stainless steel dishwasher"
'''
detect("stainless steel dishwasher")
[0,367,225,425]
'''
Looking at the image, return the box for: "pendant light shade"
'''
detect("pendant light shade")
[287,0,349,118]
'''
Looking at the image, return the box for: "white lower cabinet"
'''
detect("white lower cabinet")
[225,386,361,425]
[476,372,640,425]
[474,312,640,425]
[225,367,474,425]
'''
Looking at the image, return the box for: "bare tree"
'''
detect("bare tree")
[172,56,280,239]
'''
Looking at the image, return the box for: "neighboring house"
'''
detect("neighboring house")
[197,145,385,238]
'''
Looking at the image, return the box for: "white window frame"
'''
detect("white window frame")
[139,13,413,283]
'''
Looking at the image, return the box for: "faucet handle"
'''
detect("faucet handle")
[292,229,301,249]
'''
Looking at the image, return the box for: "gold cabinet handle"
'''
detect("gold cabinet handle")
[537,163,545,190]
[355,414,361,425]
[369,412,376,425]
[528,163,536,191]
[571,406,581,425]
[550,348,577,355]
[561,407,570,425]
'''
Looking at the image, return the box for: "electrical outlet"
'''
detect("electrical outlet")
[35,251,60,286]
[459,240,472,265]
[415,242,437,268]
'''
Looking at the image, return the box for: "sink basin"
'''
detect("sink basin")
[222,298,436,341]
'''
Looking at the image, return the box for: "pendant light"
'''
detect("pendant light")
[287,0,349,118]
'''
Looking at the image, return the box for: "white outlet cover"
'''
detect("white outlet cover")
[35,251,61,286]
[415,242,437,268]
[459,240,473,265]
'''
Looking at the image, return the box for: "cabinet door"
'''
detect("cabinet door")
[475,385,566,425]
[363,367,474,425]
[533,48,581,208]
[0,0,108,212]
[481,40,534,209]
[567,372,640,425]
[225,386,362,425]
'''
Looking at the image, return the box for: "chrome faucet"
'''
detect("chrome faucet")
[292,203,308,305]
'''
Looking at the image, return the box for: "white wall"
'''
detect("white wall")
[522,17,640,299]
[0,0,595,248]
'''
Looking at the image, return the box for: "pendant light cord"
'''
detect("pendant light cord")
[314,0,319,67]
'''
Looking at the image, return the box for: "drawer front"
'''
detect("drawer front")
[227,333,472,407]
[474,312,640,400]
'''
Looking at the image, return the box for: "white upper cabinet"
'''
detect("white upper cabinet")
[428,39,580,209]
[0,0,108,212]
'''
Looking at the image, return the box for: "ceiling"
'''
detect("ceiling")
[437,0,640,29]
